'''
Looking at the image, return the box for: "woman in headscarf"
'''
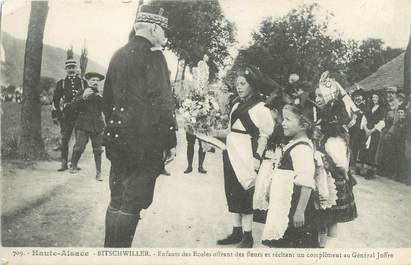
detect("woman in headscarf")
[313,72,358,248]
[211,66,275,248]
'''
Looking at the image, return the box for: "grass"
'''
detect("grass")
[1,102,60,160]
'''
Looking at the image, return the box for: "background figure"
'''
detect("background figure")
[391,104,408,182]
[184,132,206,174]
[69,72,106,181]
[347,89,366,174]
[378,86,400,178]
[102,5,176,248]
[52,59,87,171]
[357,91,385,179]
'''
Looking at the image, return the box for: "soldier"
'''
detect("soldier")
[102,4,177,247]
[52,59,87,171]
[70,72,106,181]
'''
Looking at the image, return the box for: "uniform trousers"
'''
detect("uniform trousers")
[73,129,103,155]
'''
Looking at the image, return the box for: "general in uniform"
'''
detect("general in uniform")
[102,5,177,248]
[70,72,106,181]
[52,59,87,171]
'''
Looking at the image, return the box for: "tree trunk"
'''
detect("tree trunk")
[17,1,49,159]
[404,27,411,96]
[174,59,180,82]
[181,60,187,80]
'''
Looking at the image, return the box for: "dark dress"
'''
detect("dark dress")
[263,141,319,248]
[316,136,358,224]
[358,105,385,167]
[223,96,261,214]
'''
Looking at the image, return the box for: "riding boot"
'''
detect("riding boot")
[57,159,68,172]
[104,206,119,247]
[113,211,140,248]
[94,153,103,181]
[198,147,207,174]
[70,151,82,173]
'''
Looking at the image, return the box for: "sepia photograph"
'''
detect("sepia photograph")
[0,0,410,264]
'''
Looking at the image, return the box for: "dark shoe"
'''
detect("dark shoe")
[70,165,81,174]
[104,207,119,247]
[237,231,253,248]
[96,172,103,181]
[364,169,375,180]
[113,211,140,248]
[198,167,207,174]
[57,160,68,172]
[184,166,193,174]
[217,227,243,245]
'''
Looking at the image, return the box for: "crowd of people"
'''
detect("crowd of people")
[46,3,409,249]
[349,86,410,183]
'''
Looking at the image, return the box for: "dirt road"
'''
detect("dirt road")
[2,129,411,248]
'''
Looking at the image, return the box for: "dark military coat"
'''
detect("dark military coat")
[72,89,106,133]
[52,75,87,121]
[102,36,177,167]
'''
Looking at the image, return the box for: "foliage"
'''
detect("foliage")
[224,3,403,92]
[346,38,403,84]
[151,0,237,80]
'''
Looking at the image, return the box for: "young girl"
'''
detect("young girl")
[262,104,319,248]
[212,66,274,248]
[314,83,358,248]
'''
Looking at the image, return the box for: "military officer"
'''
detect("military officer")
[102,4,177,248]
[52,59,87,171]
[70,72,106,181]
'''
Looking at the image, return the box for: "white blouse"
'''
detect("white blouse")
[283,137,316,189]
[324,136,349,170]
[231,102,274,137]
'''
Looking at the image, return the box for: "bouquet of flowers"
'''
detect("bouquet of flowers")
[180,92,223,134]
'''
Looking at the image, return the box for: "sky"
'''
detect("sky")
[2,0,411,76]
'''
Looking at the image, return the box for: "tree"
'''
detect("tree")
[225,3,349,90]
[346,38,403,83]
[17,1,49,159]
[151,0,236,81]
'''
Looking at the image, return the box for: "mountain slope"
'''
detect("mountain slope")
[1,32,107,86]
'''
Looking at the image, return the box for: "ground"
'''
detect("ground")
[2,127,411,248]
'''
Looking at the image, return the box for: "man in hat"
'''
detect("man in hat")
[69,72,106,181]
[52,59,87,171]
[102,4,176,248]
[347,89,366,172]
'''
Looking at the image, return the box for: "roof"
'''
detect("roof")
[357,52,404,92]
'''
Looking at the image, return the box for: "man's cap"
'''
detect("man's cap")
[65,59,77,68]
[386,86,398,93]
[351,88,365,98]
[85,72,105,81]
[397,92,406,99]
[135,5,168,30]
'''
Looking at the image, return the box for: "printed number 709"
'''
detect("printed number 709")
[12,251,24,257]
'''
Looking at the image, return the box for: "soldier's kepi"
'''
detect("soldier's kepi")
[102,4,177,248]
[52,59,87,171]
